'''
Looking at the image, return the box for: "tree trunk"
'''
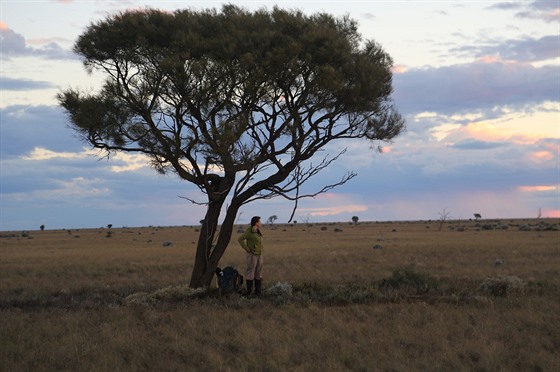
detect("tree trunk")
[189,197,222,288]
[188,197,241,288]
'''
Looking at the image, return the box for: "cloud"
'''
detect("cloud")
[489,0,560,22]
[0,105,83,157]
[393,60,559,116]
[22,147,95,161]
[517,0,560,22]
[299,204,368,217]
[451,139,508,150]
[20,146,154,174]
[298,193,369,217]
[110,152,151,172]
[528,138,559,163]
[0,76,57,91]
[487,2,522,11]
[452,35,559,63]
[518,185,557,192]
[0,24,76,60]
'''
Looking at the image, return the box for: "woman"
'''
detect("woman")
[238,216,264,296]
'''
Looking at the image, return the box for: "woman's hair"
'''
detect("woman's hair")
[250,216,261,226]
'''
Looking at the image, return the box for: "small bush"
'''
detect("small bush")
[479,276,525,297]
[379,267,438,295]
[124,285,206,305]
[266,282,293,297]
[266,282,293,305]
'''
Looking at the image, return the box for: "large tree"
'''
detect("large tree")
[58,5,405,288]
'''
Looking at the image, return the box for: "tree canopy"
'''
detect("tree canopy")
[58,5,404,287]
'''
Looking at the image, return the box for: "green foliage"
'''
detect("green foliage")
[58,4,403,180]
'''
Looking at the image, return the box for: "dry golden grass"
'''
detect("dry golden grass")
[1,219,559,371]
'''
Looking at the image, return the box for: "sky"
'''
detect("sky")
[0,0,559,231]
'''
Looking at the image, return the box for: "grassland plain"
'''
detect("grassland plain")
[1,219,558,371]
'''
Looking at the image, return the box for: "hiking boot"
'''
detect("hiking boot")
[254,279,262,297]
[244,280,253,296]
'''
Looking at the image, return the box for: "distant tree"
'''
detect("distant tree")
[267,215,278,225]
[351,216,359,225]
[438,208,451,231]
[58,5,404,288]
[107,224,113,229]
[40,224,45,231]
[473,213,481,220]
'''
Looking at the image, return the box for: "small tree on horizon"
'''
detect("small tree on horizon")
[267,215,278,225]
[352,216,359,225]
[58,5,404,288]
[439,208,451,231]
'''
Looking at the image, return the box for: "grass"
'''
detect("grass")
[1,219,559,371]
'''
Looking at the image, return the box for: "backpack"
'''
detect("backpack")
[215,266,243,295]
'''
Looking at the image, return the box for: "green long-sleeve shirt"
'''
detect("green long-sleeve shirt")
[238,227,263,255]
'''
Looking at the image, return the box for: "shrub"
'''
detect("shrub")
[124,285,207,305]
[266,282,293,297]
[266,282,293,305]
[379,267,438,295]
[478,276,526,297]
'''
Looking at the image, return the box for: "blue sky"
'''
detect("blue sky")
[1,0,558,230]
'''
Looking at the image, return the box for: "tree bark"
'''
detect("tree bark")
[188,172,243,288]
[188,201,241,288]
[189,198,223,288]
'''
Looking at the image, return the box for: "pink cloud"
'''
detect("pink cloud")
[298,193,369,217]
[300,204,368,217]
[0,21,8,30]
[530,151,554,162]
[518,185,557,192]
[544,209,560,218]
[392,65,408,74]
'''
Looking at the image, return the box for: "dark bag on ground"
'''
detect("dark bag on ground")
[216,266,243,295]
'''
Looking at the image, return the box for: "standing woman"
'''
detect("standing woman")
[238,216,264,296]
